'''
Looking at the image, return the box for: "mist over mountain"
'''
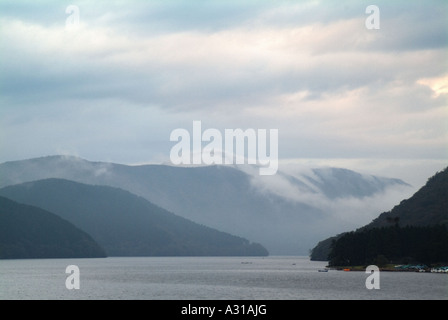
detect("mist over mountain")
[0,196,106,259]
[0,179,268,257]
[0,156,412,254]
[311,167,448,261]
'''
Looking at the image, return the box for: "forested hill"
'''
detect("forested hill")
[311,167,448,262]
[328,225,448,266]
[0,196,107,259]
[0,179,268,257]
[366,167,448,229]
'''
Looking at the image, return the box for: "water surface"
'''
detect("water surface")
[1,256,447,300]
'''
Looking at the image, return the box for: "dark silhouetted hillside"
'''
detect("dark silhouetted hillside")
[367,167,448,229]
[311,167,448,261]
[0,196,106,259]
[327,224,448,266]
[0,179,268,257]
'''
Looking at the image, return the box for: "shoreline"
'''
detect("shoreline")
[328,265,448,273]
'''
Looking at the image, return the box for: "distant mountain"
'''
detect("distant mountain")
[297,167,408,199]
[311,167,448,261]
[0,196,106,259]
[0,179,268,257]
[0,156,411,254]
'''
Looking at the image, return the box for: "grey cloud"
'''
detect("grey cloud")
[0,0,446,165]
[2,1,447,108]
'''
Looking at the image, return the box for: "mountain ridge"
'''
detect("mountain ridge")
[0,155,412,254]
[0,178,268,257]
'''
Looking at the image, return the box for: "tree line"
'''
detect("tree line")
[328,224,448,267]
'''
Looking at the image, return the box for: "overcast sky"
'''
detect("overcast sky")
[0,0,447,187]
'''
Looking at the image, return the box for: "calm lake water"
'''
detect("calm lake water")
[0,256,447,300]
